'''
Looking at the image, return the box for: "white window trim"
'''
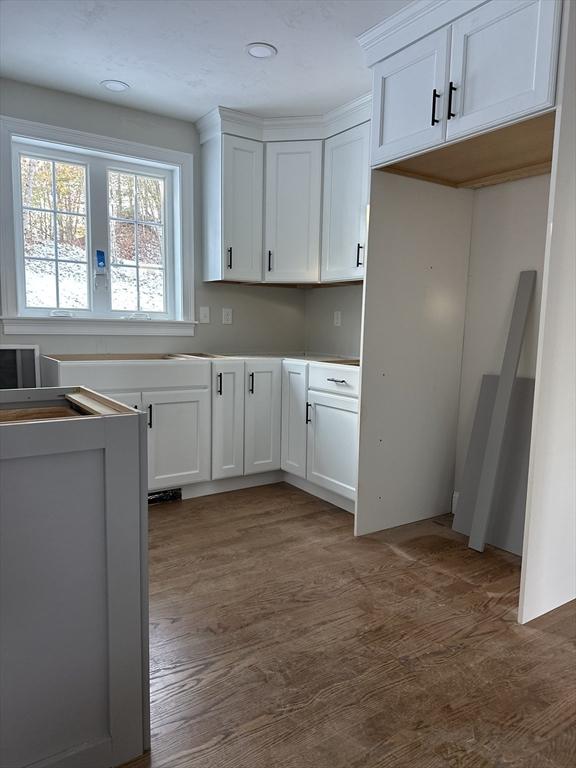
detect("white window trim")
[0,116,197,336]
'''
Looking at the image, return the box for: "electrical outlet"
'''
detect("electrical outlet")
[199,306,210,324]
[333,310,342,327]
[222,307,233,325]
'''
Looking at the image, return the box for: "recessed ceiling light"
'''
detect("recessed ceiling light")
[246,42,278,59]
[100,79,131,92]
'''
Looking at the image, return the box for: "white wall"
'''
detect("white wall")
[520,0,576,624]
[0,78,306,356]
[304,284,363,357]
[455,174,551,489]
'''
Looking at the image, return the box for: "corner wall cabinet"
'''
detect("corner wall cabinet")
[197,99,372,284]
[368,0,562,165]
[264,141,322,283]
[321,122,371,281]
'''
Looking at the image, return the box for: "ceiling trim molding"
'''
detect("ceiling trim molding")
[196,93,372,144]
[357,0,489,67]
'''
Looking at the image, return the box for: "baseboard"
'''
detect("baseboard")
[181,471,284,499]
[282,472,355,514]
[26,736,112,768]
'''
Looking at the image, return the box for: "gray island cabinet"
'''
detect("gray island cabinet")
[0,387,149,768]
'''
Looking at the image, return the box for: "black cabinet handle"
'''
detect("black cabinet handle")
[327,377,347,384]
[248,372,255,394]
[227,246,232,269]
[447,82,457,120]
[148,404,153,428]
[268,250,272,271]
[356,243,364,267]
[305,402,312,424]
[216,372,223,395]
[431,88,441,126]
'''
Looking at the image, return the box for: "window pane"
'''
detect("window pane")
[111,266,138,310]
[136,176,163,223]
[23,210,55,259]
[55,162,86,214]
[20,156,53,209]
[137,223,163,265]
[110,220,135,265]
[57,214,87,261]
[58,262,89,308]
[139,268,165,312]
[25,259,56,307]
[108,171,135,219]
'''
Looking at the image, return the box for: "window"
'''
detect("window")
[3,125,193,331]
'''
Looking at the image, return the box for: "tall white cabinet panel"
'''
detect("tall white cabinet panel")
[222,135,263,281]
[371,28,450,165]
[307,391,359,500]
[143,389,211,490]
[244,360,282,474]
[321,123,371,281]
[264,141,322,282]
[212,360,245,480]
[447,0,561,141]
[281,360,308,478]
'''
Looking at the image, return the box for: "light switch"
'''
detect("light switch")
[334,310,342,327]
[199,306,210,324]
[222,307,233,325]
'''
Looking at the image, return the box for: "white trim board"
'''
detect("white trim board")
[196,94,372,144]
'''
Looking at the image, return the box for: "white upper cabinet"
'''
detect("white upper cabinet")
[371,28,450,165]
[244,360,282,474]
[264,141,322,283]
[446,0,561,141]
[221,135,263,281]
[321,123,371,281]
[364,0,562,166]
[212,359,245,480]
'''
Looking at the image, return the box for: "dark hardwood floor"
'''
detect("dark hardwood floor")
[124,483,576,768]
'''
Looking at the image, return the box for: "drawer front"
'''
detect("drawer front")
[308,364,359,397]
[54,360,211,391]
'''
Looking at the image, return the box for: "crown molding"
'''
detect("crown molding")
[196,93,371,144]
[357,0,488,67]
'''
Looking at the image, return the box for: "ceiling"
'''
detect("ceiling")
[0,0,412,122]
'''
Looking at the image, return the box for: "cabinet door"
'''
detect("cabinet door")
[143,389,211,490]
[264,141,322,282]
[371,27,450,166]
[244,360,281,474]
[281,360,308,478]
[106,391,142,410]
[307,392,359,500]
[222,135,264,281]
[447,0,561,141]
[212,360,245,480]
[321,123,370,281]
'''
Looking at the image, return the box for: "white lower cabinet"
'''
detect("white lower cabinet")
[281,360,308,478]
[212,360,245,480]
[244,360,282,475]
[306,391,359,500]
[143,389,211,490]
[107,391,143,410]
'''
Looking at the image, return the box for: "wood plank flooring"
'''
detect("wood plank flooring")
[123,483,576,768]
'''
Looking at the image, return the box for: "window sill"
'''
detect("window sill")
[1,316,198,336]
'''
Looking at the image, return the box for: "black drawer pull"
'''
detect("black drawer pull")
[327,377,347,384]
[447,82,457,120]
[431,88,440,126]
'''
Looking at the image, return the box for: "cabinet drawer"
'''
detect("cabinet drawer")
[52,360,211,392]
[308,364,359,397]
